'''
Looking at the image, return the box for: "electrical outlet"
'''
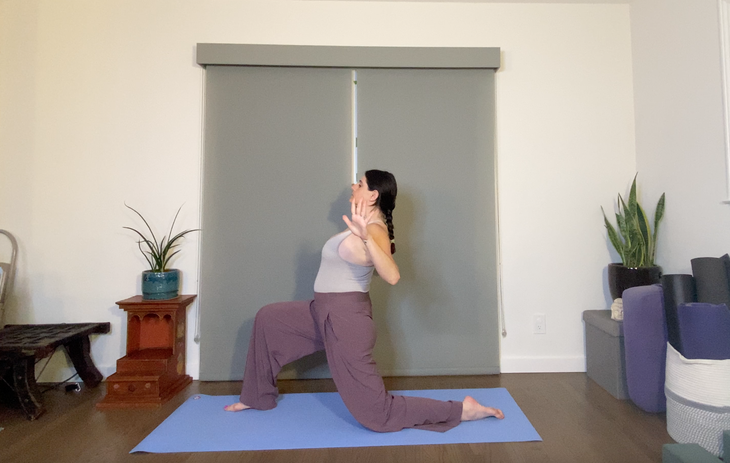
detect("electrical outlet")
[533,313,546,334]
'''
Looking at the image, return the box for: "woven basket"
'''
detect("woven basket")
[665,343,730,456]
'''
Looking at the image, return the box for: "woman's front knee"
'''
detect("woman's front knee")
[254,304,279,326]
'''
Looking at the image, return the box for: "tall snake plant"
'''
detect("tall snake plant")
[601,174,665,268]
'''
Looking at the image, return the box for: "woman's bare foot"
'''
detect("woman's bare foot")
[460,396,505,421]
[223,402,251,412]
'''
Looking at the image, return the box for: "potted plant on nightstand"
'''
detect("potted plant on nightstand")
[124,204,199,300]
[601,174,666,307]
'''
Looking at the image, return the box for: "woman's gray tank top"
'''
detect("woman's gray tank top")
[313,230,374,293]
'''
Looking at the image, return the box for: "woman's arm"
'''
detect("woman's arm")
[342,199,400,285]
[362,224,400,285]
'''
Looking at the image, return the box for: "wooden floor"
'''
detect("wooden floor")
[0,373,673,463]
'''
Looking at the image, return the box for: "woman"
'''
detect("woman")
[225,170,504,432]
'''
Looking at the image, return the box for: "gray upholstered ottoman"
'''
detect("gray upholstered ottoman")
[583,309,628,399]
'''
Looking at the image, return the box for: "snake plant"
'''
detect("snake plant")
[601,174,665,268]
[124,204,199,272]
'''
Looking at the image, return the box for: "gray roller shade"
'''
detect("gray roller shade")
[357,68,500,375]
[199,66,352,380]
[198,45,500,380]
[196,44,500,69]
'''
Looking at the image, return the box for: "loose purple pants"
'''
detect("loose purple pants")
[239,291,463,432]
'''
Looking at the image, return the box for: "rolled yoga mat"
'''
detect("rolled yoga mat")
[661,274,696,352]
[691,257,730,306]
[677,303,730,360]
[622,284,668,413]
[131,388,541,453]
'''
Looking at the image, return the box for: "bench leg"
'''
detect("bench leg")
[64,336,103,388]
[12,356,45,420]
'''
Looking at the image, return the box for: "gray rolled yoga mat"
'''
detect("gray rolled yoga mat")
[661,274,696,351]
[690,257,730,306]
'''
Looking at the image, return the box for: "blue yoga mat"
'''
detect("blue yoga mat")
[131,388,541,453]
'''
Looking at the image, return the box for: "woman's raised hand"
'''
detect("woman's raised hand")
[342,198,376,240]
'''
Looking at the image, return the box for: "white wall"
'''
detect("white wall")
[631,0,730,274]
[0,0,636,380]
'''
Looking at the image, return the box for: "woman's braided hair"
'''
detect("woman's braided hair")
[365,169,397,254]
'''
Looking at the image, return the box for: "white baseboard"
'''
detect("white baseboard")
[278,365,501,380]
[500,356,586,373]
[44,360,585,383]
[98,364,116,379]
[379,366,502,376]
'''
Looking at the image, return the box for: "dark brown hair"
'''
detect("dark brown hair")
[365,169,397,254]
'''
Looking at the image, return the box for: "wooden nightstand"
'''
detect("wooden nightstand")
[97,295,195,409]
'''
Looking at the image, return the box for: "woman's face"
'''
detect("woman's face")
[350,175,377,205]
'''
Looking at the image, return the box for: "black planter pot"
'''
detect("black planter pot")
[607,263,662,300]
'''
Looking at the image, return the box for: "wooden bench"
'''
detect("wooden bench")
[0,322,110,420]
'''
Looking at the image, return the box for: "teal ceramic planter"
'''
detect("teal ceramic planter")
[142,269,180,300]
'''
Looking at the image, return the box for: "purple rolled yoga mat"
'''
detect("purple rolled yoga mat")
[622,284,667,413]
[677,302,730,360]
